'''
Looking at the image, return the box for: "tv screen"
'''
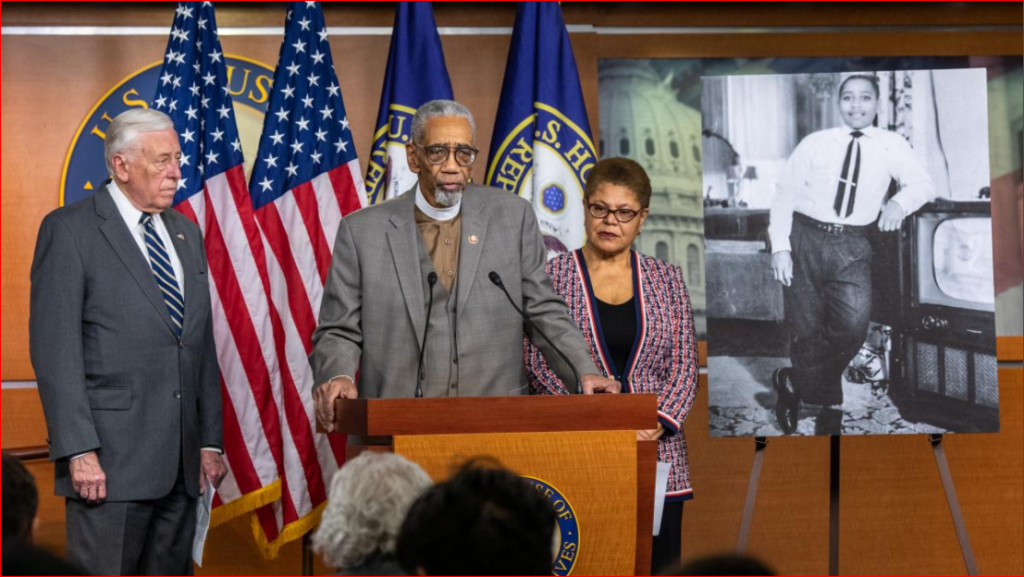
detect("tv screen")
[918,215,995,312]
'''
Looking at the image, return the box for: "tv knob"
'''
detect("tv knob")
[922,316,948,330]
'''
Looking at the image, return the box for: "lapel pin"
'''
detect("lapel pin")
[468,234,479,245]
[177,233,185,240]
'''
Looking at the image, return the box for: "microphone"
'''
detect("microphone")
[488,271,583,394]
[415,272,438,398]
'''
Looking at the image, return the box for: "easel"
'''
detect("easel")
[735,434,978,575]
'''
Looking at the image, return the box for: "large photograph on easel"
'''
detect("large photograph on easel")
[702,68,1000,436]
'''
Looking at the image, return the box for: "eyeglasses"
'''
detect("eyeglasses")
[587,203,642,223]
[417,144,479,167]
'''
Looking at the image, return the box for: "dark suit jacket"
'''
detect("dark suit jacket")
[29,185,222,501]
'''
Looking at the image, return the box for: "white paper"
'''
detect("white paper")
[653,461,672,536]
[192,481,215,567]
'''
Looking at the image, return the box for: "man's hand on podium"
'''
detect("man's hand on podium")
[315,376,358,433]
[581,374,622,395]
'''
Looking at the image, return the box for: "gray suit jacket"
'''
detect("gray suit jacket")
[310,184,598,398]
[29,186,222,501]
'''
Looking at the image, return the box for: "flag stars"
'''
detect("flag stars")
[302,95,315,109]
[311,50,326,65]
[286,62,301,77]
[231,139,242,153]
[326,82,340,97]
[180,154,190,167]
[339,117,350,132]
[211,128,225,142]
[334,138,349,153]
[317,29,329,43]
[275,107,290,123]
[182,128,196,143]
[307,73,320,87]
[264,154,279,169]
[292,39,307,54]
[281,85,296,99]
[189,82,201,97]
[208,49,223,63]
[258,177,274,193]
[203,71,217,86]
[319,105,333,120]
[185,106,198,121]
[154,95,168,109]
[161,71,174,86]
[198,18,208,30]
[269,130,285,146]
[298,17,311,31]
[285,162,299,178]
[177,177,188,191]
[217,104,232,119]
[205,150,219,166]
[310,151,322,165]
[296,117,311,132]
[290,141,305,154]
[315,128,328,142]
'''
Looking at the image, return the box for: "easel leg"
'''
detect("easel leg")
[736,437,768,552]
[930,434,979,576]
[302,533,314,576]
[829,435,841,576]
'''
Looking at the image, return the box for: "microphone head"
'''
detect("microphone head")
[427,271,438,285]
[488,271,503,287]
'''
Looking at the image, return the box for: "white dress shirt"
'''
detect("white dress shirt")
[107,181,185,300]
[769,125,936,253]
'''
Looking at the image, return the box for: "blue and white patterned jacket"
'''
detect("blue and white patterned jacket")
[525,250,699,500]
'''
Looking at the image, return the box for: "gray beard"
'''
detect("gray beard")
[433,188,463,208]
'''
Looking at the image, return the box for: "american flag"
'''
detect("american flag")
[248,0,365,554]
[152,0,286,539]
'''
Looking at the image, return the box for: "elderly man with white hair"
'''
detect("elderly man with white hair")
[30,108,226,575]
[312,452,432,576]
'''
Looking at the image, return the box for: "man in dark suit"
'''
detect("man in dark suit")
[30,108,227,575]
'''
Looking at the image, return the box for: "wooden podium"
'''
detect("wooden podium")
[331,394,659,576]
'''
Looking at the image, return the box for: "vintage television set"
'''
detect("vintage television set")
[876,201,999,432]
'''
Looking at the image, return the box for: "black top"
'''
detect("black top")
[595,297,637,380]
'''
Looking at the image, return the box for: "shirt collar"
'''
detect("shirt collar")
[840,124,879,139]
[107,180,152,227]
[414,183,461,222]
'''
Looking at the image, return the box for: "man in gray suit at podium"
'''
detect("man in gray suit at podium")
[312,100,619,432]
[29,109,227,575]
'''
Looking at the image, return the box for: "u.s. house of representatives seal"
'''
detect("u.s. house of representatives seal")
[523,476,581,576]
[61,55,272,207]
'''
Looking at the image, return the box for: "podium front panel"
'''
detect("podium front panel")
[395,430,638,576]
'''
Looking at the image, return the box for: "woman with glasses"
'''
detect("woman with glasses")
[525,157,699,573]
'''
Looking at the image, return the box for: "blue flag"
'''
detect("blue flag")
[366,1,454,204]
[486,1,596,254]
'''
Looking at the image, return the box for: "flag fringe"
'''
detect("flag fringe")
[249,501,328,560]
[209,479,283,530]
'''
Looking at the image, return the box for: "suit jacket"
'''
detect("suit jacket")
[310,184,598,398]
[525,251,699,500]
[29,185,222,501]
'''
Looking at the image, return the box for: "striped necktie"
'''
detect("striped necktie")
[140,213,184,337]
[834,130,864,218]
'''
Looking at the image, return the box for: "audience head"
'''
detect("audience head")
[312,451,432,571]
[2,452,39,545]
[397,459,558,576]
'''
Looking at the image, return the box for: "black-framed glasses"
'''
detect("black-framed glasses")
[587,203,642,223]
[417,144,479,167]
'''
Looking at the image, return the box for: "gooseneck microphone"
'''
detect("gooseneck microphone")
[488,271,583,394]
[415,272,439,398]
